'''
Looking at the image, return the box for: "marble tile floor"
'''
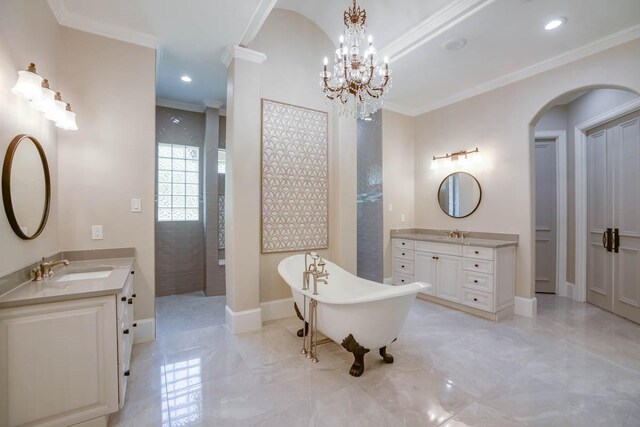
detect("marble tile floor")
[109,293,640,426]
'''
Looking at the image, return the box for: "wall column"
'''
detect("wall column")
[221,46,266,333]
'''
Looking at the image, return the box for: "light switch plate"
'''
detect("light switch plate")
[131,198,141,213]
[92,225,103,240]
[401,214,406,223]
[388,204,393,212]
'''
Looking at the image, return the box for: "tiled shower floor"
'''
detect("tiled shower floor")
[109,293,640,426]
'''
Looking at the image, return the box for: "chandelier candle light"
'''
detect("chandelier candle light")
[321,0,391,119]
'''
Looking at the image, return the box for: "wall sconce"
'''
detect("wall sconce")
[11,63,78,131]
[431,147,481,170]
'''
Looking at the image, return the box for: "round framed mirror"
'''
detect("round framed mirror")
[2,134,51,240]
[438,172,482,218]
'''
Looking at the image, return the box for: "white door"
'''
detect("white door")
[415,252,437,295]
[435,255,463,303]
[535,139,557,293]
[587,110,640,323]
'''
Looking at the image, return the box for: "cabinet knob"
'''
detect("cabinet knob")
[121,296,126,302]
[475,264,479,268]
[128,298,133,304]
[401,265,405,268]
[402,242,405,246]
[473,298,478,302]
[402,253,405,256]
[475,251,479,254]
[401,279,405,283]
[474,280,478,283]
[133,323,138,328]
[124,370,130,377]
[132,294,137,298]
[123,329,130,334]
[131,271,135,275]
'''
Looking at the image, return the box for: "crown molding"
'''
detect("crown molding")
[221,45,267,68]
[240,0,278,47]
[411,23,640,117]
[383,102,416,117]
[47,0,160,49]
[156,98,205,113]
[380,0,495,62]
[204,99,224,109]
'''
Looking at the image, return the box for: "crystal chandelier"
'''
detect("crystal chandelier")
[320,0,391,119]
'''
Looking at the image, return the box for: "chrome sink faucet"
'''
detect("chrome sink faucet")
[33,257,70,281]
[448,229,469,239]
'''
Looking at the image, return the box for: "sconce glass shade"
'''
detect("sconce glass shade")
[29,80,56,113]
[55,104,78,131]
[11,64,43,100]
[44,96,66,123]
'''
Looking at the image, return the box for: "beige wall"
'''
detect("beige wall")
[0,0,60,276]
[57,28,156,320]
[248,9,357,303]
[414,39,640,299]
[382,110,415,279]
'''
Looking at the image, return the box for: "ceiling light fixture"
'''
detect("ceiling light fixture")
[545,17,567,31]
[11,63,78,131]
[320,0,391,119]
[181,75,192,83]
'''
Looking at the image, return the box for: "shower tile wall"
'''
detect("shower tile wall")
[357,111,383,282]
[155,107,205,296]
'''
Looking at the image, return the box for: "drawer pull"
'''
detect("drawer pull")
[402,242,406,246]
[474,280,478,283]
[401,265,405,268]
[124,370,130,377]
[121,296,126,302]
[474,250,479,254]
[475,264,479,268]
[128,298,133,304]
[473,298,478,302]
[132,294,137,298]
[123,329,130,335]
[401,279,405,283]
[133,323,138,328]
[402,252,405,256]
[131,271,135,275]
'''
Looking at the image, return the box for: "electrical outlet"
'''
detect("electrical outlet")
[92,225,103,240]
[401,214,406,223]
[388,203,393,212]
[131,198,141,213]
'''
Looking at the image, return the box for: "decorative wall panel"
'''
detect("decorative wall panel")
[261,99,329,253]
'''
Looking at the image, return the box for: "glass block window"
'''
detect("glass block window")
[157,143,200,221]
[218,149,226,174]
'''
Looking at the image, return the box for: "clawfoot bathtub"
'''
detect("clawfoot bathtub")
[278,254,425,377]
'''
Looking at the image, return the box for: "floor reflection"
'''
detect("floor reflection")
[164,357,202,425]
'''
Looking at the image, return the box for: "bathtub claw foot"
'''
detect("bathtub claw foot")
[294,302,310,338]
[341,334,370,377]
[379,346,394,364]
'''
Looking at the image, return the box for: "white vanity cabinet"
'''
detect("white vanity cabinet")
[0,268,135,427]
[392,237,516,319]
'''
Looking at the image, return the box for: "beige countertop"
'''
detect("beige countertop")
[392,233,518,249]
[0,257,134,309]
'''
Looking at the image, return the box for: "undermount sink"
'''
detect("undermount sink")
[56,267,114,282]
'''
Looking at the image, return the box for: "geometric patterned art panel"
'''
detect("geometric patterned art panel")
[261,99,329,253]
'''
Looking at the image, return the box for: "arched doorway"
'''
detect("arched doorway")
[530,86,640,323]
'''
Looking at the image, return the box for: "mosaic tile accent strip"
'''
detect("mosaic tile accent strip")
[218,195,225,249]
[261,99,329,253]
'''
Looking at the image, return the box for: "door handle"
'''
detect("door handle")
[603,228,613,252]
[614,228,620,253]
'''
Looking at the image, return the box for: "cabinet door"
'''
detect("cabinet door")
[414,252,437,295]
[0,296,118,427]
[436,255,463,303]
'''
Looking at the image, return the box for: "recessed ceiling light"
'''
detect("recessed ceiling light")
[180,75,192,83]
[545,17,567,31]
[442,37,467,51]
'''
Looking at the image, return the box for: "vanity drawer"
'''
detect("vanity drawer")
[394,258,414,275]
[392,272,414,286]
[462,288,494,312]
[463,270,495,293]
[415,241,462,256]
[463,245,494,261]
[463,258,494,275]
[393,239,415,250]
[394,248,414,260]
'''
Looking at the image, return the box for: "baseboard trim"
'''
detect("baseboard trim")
[383,277,393,285]
[565,281,575,300]
[225,305,262,334]
[514,296,537,317]
[260,298,294,322]
[133,318,155,344]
